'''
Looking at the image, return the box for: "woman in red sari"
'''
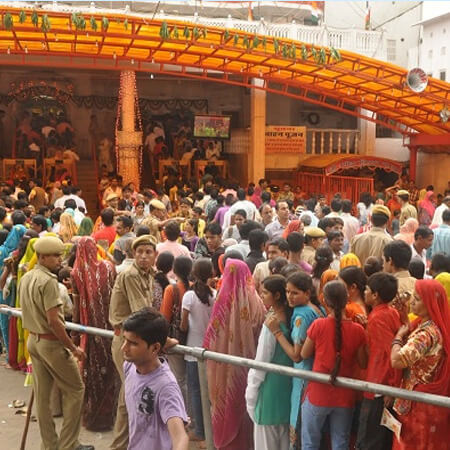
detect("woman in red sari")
[203,259,266,450]
[391,279,450,450]
[71,236,118,431]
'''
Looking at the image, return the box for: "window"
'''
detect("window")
[441,46,446,55]
[387,39,396,61]
[440,70,446,81]
[428,49,433,59]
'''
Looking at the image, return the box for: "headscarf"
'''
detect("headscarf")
[282,220,303,239]
[435,272,450,303]
[203,259,266,449]
[71,237,116,347]
[339,253,361,269]
[394,218,419,245]
[59,212,78,243]
[418,191,436,218]
[64,208,75,217]
[77,217,94,236]
[18,238,38,281]
[413,279,450,396]
[0,224,27,270]
[318,269,338,313]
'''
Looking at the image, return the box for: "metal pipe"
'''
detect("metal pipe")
[196,355,215,450]
[2,307,449,409]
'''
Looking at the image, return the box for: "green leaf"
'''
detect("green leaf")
[193,26,199,40]
[252,35,259,48]
[319,47,327,64]
[123,19,128,31]
[301,44,308,60]
[3,12,13,30]
[262,36,267,51]
[290,43,296,59]
[233,34,239,46]
[273,39,279,53]
[330,46,341,62]
[224,29,230,41]
[101,16,109,32]
[41,14,51,33]
[183,26,190,39]
[173,25,179,39]
[90,16,97,32]
[282,44,288,58]
[311,47,317,61]
[243,35,250,49]
[19,11,26,24]
[201,28,207,39]
[31,10,39,27]
[159,21,169,40]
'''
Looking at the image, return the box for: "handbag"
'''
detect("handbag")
[168,284,187,345]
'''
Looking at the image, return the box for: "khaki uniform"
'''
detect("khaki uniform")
[141,215,161,242]
[399,203,418,226]
[301,245,316,267]
[350,227,393,265]
[109,262,154,450]
[19,264,84,450]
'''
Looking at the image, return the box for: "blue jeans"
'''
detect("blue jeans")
[301,397,354,450]
[186,361,205,439]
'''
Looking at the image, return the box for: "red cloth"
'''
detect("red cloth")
[393,279,450,450]
[305,317,366,408]
[364,304,402,399]
[92,226,116,246]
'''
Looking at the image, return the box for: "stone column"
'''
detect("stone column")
[116,70,142,189]
[357,108,376,155]
[248,79,266,184]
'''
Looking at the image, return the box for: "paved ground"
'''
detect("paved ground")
[0,355,199,450]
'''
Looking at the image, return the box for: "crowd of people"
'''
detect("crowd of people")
[0,172,449,450]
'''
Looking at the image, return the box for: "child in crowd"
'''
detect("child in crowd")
[357,272,402,449]
[180,218,200,254]
[180,258,216,446]
[300,280,367,449]
[246,275,293,450]
[266,271,325,449]
[122,308,189,450]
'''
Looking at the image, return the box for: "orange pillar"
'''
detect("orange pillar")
[408,145,418,181]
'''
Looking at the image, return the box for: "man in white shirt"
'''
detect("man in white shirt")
[341,199,360,244]
[53,185,73,209]
[229,188,258,221]
[325,198,342,218]
[411,225,434,267]
[431,195,450,227]
[265,201,290,240]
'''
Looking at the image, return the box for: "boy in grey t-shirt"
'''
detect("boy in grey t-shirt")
[122,308,188,450]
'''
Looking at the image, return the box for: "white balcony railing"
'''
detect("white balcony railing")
[225,129,360,155]
[161,14,386,59]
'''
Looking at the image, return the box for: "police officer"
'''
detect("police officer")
[19,236,93,450]
[109,234,157,450]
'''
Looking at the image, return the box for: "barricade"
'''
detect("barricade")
[1,307,449,450]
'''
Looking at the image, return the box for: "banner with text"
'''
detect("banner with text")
[265,126,306,153]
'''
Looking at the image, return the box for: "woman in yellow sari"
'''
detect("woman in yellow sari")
[15,237,38,371]
[59,212,78,243]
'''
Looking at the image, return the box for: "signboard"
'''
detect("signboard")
[265,126,306,153]
[324,157,404,176]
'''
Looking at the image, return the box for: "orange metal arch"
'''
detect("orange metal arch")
[0,6,449,136]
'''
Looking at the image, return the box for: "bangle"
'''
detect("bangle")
[273,330,283,338]
[391,339,403,348]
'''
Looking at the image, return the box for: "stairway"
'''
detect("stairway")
[76,160,99,219]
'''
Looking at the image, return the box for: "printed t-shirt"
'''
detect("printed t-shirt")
[124,359,187,450]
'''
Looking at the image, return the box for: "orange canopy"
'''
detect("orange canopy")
[0,5,449,136]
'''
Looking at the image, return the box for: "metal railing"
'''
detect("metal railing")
[1,307,449,450]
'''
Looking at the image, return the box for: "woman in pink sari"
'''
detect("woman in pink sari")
[418,191,436,226]
[203,259,266,450]
[394,218,419,245]
[71,236,118,431]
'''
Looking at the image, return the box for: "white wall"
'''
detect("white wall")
[374,138,410,162]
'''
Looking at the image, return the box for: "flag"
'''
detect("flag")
[365,1,371,30]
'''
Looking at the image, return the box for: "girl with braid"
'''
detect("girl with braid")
[300,280,367,449]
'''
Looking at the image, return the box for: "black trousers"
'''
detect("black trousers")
[356,397,393,450]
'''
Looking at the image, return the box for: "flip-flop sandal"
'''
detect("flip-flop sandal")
[12,400,26,408]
